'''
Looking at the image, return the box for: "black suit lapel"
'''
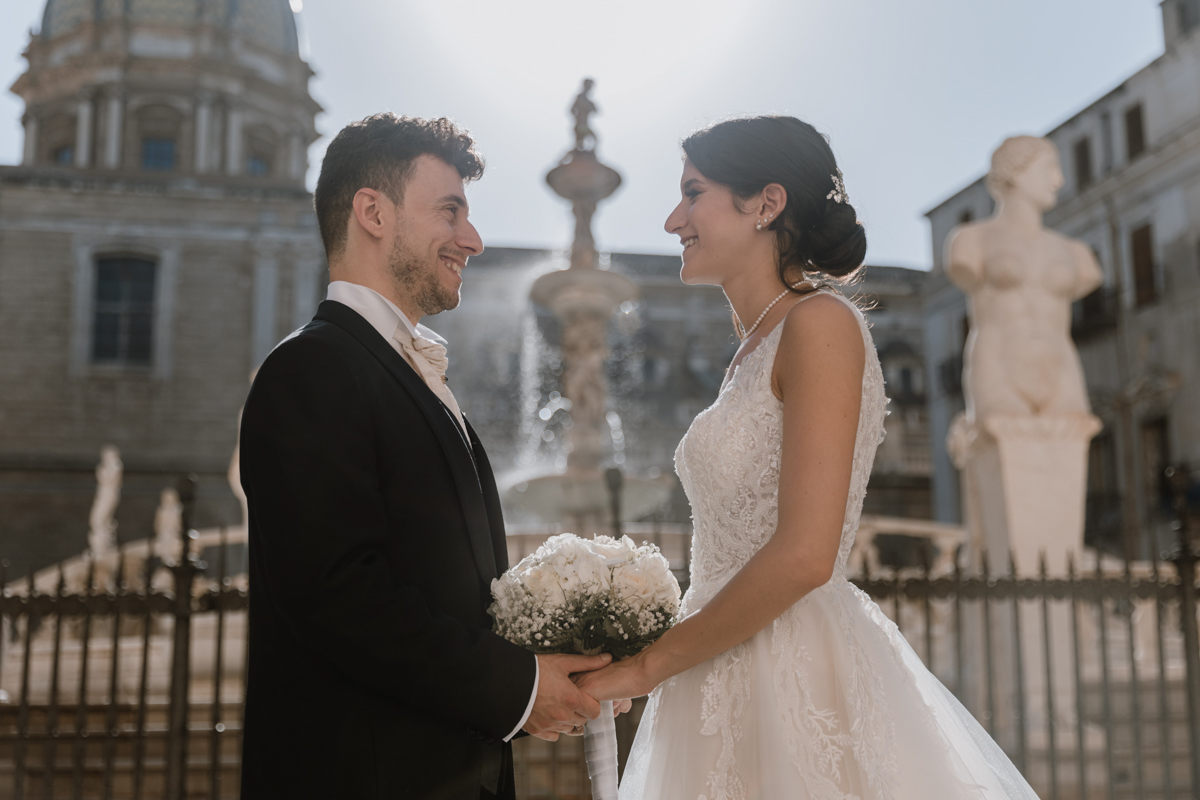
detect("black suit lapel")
[314,300,499,587]
[465,417,509,574]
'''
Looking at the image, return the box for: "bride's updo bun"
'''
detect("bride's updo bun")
[682,116,866,284]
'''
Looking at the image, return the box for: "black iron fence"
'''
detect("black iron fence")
[0,471,1196,799]
[0,527,246,800]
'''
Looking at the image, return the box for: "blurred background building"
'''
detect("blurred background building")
[0,0,936,579]
[924,0,1200,561]
[0,0,323,575]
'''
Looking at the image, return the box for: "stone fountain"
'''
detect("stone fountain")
[505,79,673,533]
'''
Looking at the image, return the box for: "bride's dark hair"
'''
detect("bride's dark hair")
[682,116,866,287]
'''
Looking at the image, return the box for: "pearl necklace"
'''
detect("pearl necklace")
[735,288,792,340]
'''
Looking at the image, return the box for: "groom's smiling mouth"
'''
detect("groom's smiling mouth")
[441,256,464,278]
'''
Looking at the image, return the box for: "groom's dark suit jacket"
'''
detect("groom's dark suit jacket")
[239,300,537,800]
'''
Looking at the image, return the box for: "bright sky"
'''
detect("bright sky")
[0,0,1165,269]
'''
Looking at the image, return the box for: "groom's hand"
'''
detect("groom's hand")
[523,653,610,742]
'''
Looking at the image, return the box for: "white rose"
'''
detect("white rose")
[557,565,582,595]
[543,578,567,607]
[638,552,670,580]
[521,564,553,595]
[572,554,612,592]
[512,553,539,573]
[520,564,564,606]
[657,579,681,612]
[588,535,633,563]
[612,564,656,606]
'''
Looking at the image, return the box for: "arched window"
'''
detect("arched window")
[92,256,157,365]
[135,104,183,172]
[244,126,278,178]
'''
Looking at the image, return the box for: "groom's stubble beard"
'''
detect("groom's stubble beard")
[387,228,461,317]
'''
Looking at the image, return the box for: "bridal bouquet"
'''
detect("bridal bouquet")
[489,533,681,800]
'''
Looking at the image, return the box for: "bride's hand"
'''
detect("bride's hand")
[573,652,656,703]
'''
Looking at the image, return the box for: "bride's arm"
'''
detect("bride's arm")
[576,295,866,701]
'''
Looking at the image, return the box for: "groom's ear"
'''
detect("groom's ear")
[351,187,392,243]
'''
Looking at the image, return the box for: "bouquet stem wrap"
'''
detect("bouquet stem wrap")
[584,700,618,800]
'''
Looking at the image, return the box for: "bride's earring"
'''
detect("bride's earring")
[756,213,774,232]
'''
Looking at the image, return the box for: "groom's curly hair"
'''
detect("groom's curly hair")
[314,113,485,258]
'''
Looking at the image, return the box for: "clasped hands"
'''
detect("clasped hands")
[522,653,647,741]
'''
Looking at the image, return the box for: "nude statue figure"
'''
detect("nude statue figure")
[946,136,1103,425]
[571,78,597,152]
[88,445,122,556]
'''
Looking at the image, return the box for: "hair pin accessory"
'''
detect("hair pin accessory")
[827,169,849,205]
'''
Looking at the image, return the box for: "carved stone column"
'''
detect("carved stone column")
[291,249,323,328]
[194,93,213,173]
[287,127,305,181]
[22,114,38,165]
[225,102,244,176]
[74,93,94,168]
[251,243,281,367]
[102,90,123,169]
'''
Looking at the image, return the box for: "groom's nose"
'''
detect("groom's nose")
[458,219,484,256]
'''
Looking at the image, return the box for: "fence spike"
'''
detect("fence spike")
[42,562,68,800]
[71,554,98,800]
[101,546,126,800]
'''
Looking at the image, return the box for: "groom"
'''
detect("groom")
[239,114,609,799]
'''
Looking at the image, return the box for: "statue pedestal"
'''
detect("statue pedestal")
[950,411,1101,768]
[952,413,1102,576]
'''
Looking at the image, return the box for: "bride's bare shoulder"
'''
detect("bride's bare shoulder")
[772,291,865,398]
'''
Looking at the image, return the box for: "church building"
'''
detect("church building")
[0,0,324,575]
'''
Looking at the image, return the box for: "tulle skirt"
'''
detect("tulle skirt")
[619,578,1039,800]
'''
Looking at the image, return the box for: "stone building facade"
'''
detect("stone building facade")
[0,0,323,575]
[857,266,931,521]
[0,0,935,578]
[923,0,1200,557]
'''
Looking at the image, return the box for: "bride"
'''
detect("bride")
[575,116,1039,799]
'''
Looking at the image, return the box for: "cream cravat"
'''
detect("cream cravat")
[393,328,467,436]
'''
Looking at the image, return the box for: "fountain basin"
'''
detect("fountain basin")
[546,150,622,202]
[531,267,637,317]
[504,469,674,529]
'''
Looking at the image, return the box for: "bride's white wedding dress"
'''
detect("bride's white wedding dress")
[619,291,1038,800]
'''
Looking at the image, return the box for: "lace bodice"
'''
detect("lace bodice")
[675,291,887,609]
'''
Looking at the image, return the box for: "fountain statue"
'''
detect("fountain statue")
[87,445,122,556]
[505,79,672,532]
[154,487,184,564]
[945,136,1103,577]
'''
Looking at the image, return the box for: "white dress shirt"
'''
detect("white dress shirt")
[325,281,538,742]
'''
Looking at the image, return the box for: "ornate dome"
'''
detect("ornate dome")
[39,0,300,55]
